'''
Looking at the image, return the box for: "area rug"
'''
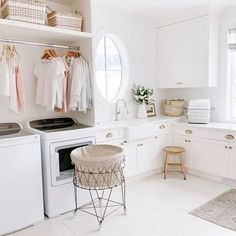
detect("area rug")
[190,189,236,232]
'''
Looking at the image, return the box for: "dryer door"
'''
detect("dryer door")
[50,137,95,187]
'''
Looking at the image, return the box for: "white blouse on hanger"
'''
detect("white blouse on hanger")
[69,56,92,112]
[34,57,66,111]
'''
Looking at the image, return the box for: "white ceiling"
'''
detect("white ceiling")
[51,0,236,19]
[94,0,236,18]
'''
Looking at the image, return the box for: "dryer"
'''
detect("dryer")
[27,118,96,218]
[0,123,44,235]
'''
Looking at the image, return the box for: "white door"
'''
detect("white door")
[123,141,137,178]
[174,135,191,168]
[206,140,229,178]
[190,137,207,172]
[156,15,209,88]
[151,133,172,170]
[229,143,236,179]
[136,139,152,174]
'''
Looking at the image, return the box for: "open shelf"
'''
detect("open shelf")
[0,19,92,44]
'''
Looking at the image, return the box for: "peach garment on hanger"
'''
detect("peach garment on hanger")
[15,66,25,112]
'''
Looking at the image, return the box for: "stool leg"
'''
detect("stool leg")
[164,153,168,179]
[180,153,186,180]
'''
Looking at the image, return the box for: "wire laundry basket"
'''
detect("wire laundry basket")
[71,145,127,230]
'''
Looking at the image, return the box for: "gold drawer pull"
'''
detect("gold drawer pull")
[159,125,166,129]
[105,133,113,138]
[225,135,235,140]
[185,129,193,134]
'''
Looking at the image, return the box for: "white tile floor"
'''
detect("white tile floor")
[10,174,236,236]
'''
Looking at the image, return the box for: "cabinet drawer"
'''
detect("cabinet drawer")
[173,126,207,138]
[207,129,236,142]
[96,128,125,142]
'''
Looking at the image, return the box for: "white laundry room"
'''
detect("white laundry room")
[1,0,236,236]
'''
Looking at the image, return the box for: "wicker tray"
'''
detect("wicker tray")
[164,99,185,117]
[47,9,82,31]
[1,0,46,25]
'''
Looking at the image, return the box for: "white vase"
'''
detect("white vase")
[137,103,147,119]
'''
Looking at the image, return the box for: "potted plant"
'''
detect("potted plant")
[131,84,154,119]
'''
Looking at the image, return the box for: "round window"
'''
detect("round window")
[95,35,123,102]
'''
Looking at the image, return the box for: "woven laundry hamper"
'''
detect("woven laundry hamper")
[71,145,127,229]
[71,145,125,189]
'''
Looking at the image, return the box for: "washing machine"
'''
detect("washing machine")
[0,123,44,235]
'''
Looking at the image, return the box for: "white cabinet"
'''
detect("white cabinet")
[151,133,172,170]
[206,140,230,178]
[229,144,236,179]
[174,135,207,171]
[136,139,152,173]
[123,141,138,178]
[156,15,218,88]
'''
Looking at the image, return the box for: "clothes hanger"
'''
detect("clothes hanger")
[10,45,20,59]
[66,51,80,58]
[41,49,54,60]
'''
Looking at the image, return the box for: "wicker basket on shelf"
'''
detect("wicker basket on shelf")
[1,0,46,24]
[164,99,185,117]
[47,7,83,31]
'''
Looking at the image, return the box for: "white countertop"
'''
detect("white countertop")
[95,116,180,129]
[95,116,236,132]
[173,120,236,132]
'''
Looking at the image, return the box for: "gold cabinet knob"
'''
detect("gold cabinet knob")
[185,129,193,134]
[105,132,113,138]
[225,135,235,140]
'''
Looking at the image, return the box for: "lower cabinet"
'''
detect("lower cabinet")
[174,135,207,172]
[151,133,173,170]
[136,139,152,174]
[123,141,138,178]
[206,140,230,178]
[229,144,236,179]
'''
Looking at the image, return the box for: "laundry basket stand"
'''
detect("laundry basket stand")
[71,145,127,230]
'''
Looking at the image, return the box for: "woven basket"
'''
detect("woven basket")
[164,99,185,117]
[47,9,83,31]
[1,0,46,24]
[71,145,125,190]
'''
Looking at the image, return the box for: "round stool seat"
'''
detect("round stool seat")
[164,146,185,153]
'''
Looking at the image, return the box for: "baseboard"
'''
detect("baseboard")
[187,168,236,187]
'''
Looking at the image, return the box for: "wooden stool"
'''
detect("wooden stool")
[163,146,186,180]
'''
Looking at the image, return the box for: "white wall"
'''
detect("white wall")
[91,4,158,124]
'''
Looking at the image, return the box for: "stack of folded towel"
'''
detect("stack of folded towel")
[187,99,211,124]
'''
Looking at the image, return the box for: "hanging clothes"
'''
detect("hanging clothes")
[34,57,67,111]
[69,56,92,113]
[0,45,25,113]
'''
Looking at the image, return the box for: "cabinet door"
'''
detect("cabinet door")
[123,141,137,178]
[229,144,236,179]
[206,140,229,178]
[190,137,207,172]
[151,133,172,170]
[174,135,191,168]
[136,139,152,174]
[156,16,209,88]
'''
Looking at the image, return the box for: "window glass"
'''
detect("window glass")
[95,36,122,102]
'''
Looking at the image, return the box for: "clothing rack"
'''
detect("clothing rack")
[0,38,80,50]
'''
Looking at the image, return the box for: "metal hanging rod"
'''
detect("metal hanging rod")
[0,38,80,50]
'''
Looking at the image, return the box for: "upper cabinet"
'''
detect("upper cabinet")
[156,15,219,88]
